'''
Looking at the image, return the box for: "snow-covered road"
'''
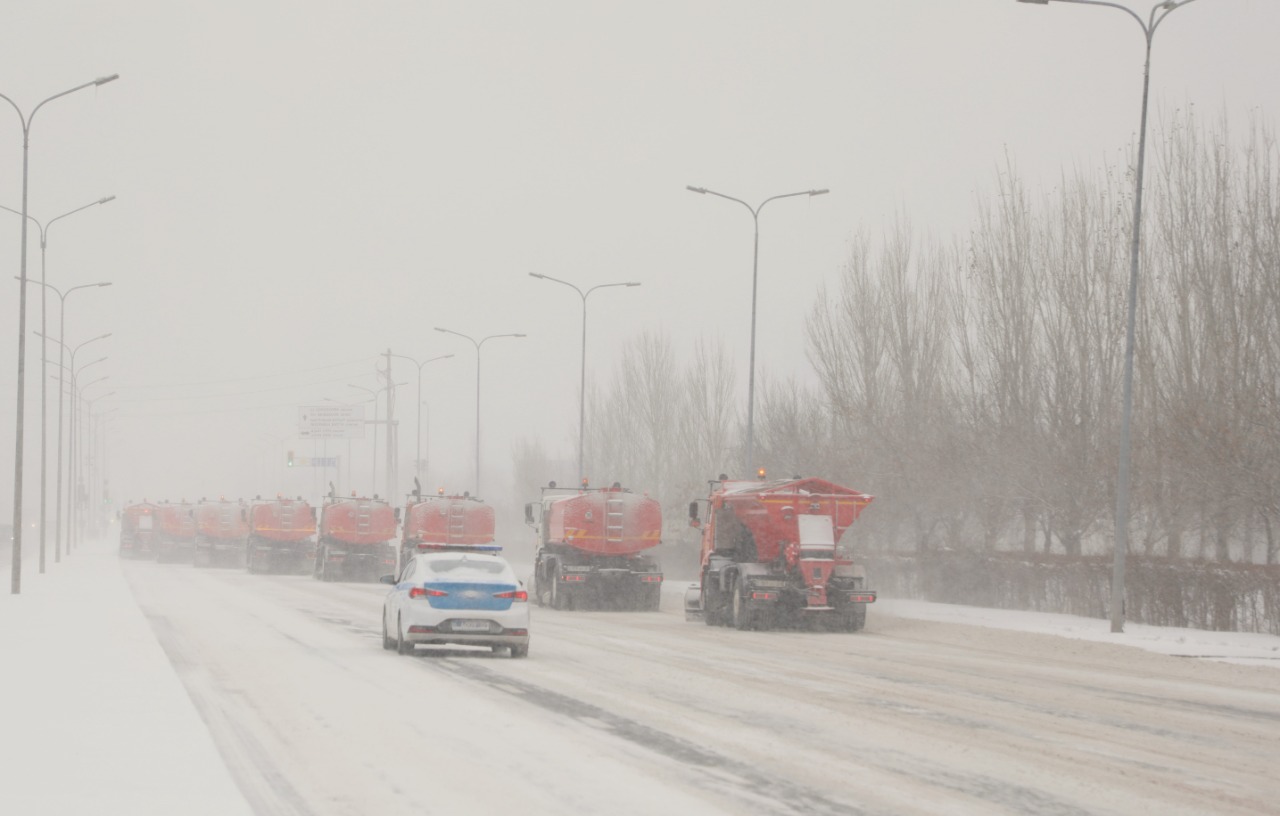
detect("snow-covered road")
[119,559,1280,816]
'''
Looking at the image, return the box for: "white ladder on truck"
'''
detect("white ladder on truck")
[448,503,466,542]
[356,503,372,535]
[605,497,625,543]
[280,504,294,531]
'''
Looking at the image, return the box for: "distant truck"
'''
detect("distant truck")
[314,493,397,582]
[155,500,196,563]
[684,476,876,631]
[192,498,250,568]
[120,501,161,559]
[525,482,663,611]
[400,482,497,566]
[246,496,316,574]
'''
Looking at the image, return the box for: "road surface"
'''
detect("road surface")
[123,560,1280,815]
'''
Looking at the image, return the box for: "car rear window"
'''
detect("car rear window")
[422,557,510,579]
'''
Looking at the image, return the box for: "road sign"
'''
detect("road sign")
[298,404,366,439]
[293,456,339,468]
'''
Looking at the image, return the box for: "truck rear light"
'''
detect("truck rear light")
[563,574,587,582]
[640,575,663,583]
[409,587,449,599]
[848,593,876,604]
[750,591,777,601]
[494,589,528,602]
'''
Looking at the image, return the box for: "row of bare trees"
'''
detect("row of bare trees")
[519,112,1280,564]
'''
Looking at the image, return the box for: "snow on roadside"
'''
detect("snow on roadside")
[877,598,1280,668]
[0,539,253,816]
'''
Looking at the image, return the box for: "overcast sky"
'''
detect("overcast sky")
[2,0,1278,517]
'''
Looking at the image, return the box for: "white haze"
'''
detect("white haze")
[2,1,1279,517]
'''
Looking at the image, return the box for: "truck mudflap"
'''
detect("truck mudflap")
[550,565,663,611]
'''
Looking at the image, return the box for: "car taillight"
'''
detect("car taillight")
[494,589,528,602]
[409,587,448,599]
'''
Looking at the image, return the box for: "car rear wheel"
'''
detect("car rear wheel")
[381,612,395,650]
[510,644,529,658]
[396,616,412,656]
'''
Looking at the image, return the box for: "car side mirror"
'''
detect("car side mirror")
[378,574,396,585]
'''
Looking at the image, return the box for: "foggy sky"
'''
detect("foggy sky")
[3,0,1278,514]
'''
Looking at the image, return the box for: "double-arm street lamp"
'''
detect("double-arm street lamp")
[528,273,640,484]
[434,328,526,497]
[21,280,111,566]
[686,184,829,474]
[387,352,454,489]
[3,197,115,573]
[3,72,119,593]
[1017,0,1202,632]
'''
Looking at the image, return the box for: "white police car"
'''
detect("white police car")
[381,552,530,658]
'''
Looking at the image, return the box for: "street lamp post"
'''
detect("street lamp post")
[388,352,454,490]
[2,73,119,593]
[1017,0,1202,633]
[81,393,115,544]
[2,198,115,573]
[434,328,526,496]
[686,184,828,474]
[528,273,640,483]
[23,280,111,563]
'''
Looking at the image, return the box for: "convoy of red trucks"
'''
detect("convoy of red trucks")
[118,470,878,635]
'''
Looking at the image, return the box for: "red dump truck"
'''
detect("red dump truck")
[246,496,317,574]
[400,484,497,565]
[684,476,876,631]
[193,498,250,568]
[119,501,160,558]
[314,493,397,582]
[526,483,663,611]
[155,500,196,563]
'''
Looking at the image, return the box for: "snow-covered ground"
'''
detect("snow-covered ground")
[878,598,1280,668]
[7,537,1280,816]
[0,539,253,816]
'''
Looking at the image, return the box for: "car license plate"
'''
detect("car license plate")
[452,620,491,633]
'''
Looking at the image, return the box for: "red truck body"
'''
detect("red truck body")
[687,477,876,631]
[527,485,663,611]
[192,499,250,568]
[315,495,397,582]
[154,501,196,562]
[246,497,317,574]
[401,493,496,562]
[119,501,160,558]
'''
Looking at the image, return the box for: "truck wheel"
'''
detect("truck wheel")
[550,566,565,610]
[731,576,752,631]
[644,585,661,612]
[842,605,866,632]
[702,582,724,626]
